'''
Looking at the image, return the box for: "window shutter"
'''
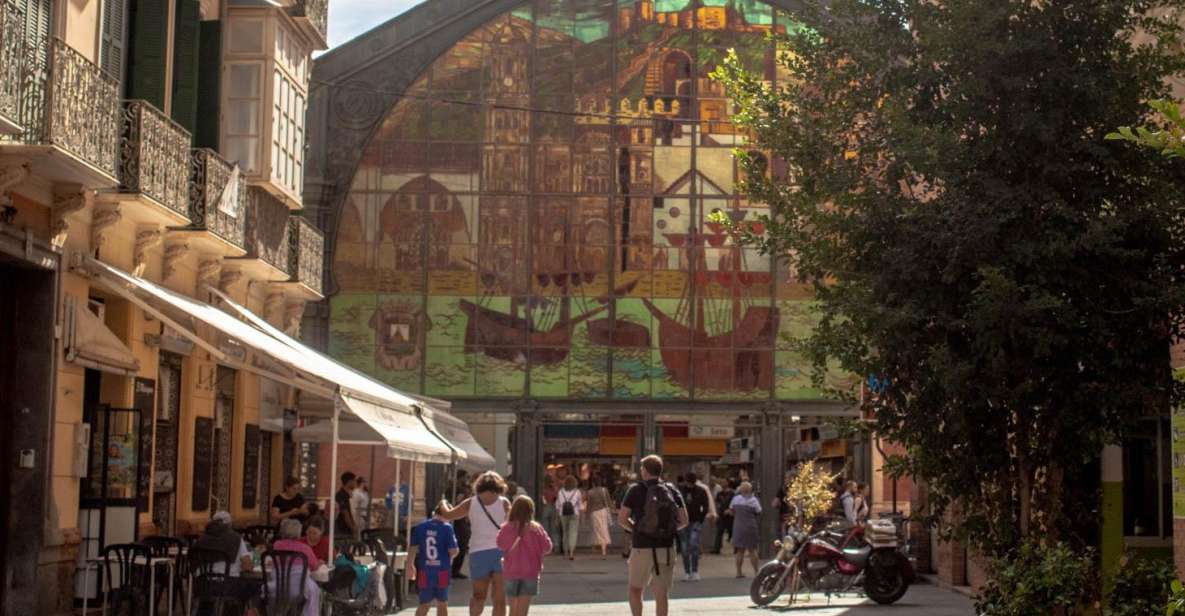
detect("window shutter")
[19,0,51,61]
[126,0,167,107]
[169,0,199,132]
[100,0,127,83]
[193,19,221,149]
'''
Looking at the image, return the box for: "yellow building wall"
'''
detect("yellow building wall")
[62,0,101,62]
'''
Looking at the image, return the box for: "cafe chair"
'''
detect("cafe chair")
[142,536,185,614]
[363,538,402,613]
[102,543,151,616]
[241,525,277,548]
[261,550,309,616]
[321,564,381,616]
[183,547,234,615]
[191,573,238,616]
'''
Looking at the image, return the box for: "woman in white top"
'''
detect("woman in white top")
[439,471,512,616]
[556,475,584,560]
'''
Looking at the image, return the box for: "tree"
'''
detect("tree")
[715,0,1185,560]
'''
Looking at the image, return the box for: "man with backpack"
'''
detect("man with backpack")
[618,455,689,616]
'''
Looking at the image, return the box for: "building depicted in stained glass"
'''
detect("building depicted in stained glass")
[305,0,866,523]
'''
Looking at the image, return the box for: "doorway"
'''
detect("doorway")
[152,352,182,534]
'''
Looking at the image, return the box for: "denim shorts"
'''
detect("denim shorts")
[504,578,539,597]
[469,548,504,580]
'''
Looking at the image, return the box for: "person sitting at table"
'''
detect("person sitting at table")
[272,477,311,524]
[267,518,322,616]
[193,511,253,576]
[302,515,331,564]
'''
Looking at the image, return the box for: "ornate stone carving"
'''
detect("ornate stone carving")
[333,80,387,130]
[162,240,190,279]
[0,163,29,192]
[133,225,163,276]
[198,257,222,289]
[218,266,243,292]
[90,203,122,252]
[50,189,90,247]
[284,300,307,337]
[265,288,286,323]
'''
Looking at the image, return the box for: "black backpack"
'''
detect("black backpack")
[561,492,576,517]
[636,482,678,542]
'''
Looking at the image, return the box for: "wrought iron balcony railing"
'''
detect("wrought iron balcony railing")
[120,100,192,219]
[0,1,23,133]
[288,0,328,46]
[288,215,324,296]
[4,37,120,180]
[189,148,247,251]
[244,186,291,276]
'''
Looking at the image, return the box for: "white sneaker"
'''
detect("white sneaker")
[682,572,693,581]
[691,572,702,581]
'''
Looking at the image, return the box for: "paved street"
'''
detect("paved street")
[443,552,975,615]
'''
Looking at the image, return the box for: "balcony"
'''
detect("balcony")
[286,215,323,299]
[172,149,247,256]
[288,0,328,50]
[108,100,192,224]
[0,38,120,188]
[229,186,290,280]
[0,1,22,134]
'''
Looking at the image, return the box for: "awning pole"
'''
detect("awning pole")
[405,461,415,542]
[328,397,341,556]
[366,446,375,532]
[393,459,401,537]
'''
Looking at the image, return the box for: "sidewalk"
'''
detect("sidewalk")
[442,551,975,615]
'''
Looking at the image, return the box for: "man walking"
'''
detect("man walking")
[619,455,688,616]
[678,472,712,581]
[336,472,359,538]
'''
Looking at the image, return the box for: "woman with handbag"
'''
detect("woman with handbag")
[585,477,614,559]
[556,476,584,560]
[438,471,512,616]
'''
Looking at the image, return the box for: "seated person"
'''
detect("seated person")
[192,511,253,576]
[302,515,331,564]
[266,519,322,616]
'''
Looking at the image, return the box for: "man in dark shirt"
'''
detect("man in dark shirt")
[271,476,309,524]
[678,472,711,580]
[713,479,736,553]
[335,471,358,538]
[619,455,688,616]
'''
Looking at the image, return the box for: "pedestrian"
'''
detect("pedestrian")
[855,483,870,524]
[557,475,583,560]
[437,471,511,616]
[540,477,560,553]
[712,479,736,554]
[408,502,460,616]
[351,477,370,532]
[678,472,711,581]
[497,495,553,616]
[618,455,688,616]
[727,482,762,578]
[585,477,614,559]
[840,481,859,526]
[271,476,311,524]
[335,471,359,538]
[452,484,472,580]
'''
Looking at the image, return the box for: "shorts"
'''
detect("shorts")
[469,548,504,580]
[504,578,539,597]
[417,570,450,604]
[628,546,676,590]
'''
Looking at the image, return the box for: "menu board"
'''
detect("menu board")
[242,424,260,509]
[192,417,214,512]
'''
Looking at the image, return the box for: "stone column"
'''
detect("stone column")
[512,403,541,500]
[758,408,785,558]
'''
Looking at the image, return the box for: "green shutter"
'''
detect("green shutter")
[169,0,199,132]
[125,0,167,107]
[193,19,220,150]
[100,0,127,83]
[19,0,50,64]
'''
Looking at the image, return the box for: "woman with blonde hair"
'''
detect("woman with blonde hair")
[727,482,763,578]
[585,476,614,559]
[438,471,512,616]
[556,475,584,560]
[496,496,553,616]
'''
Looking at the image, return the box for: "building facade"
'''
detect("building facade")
[306,0,866,550]
[0,0,326,612]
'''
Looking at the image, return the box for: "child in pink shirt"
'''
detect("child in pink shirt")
[496,495,554,616]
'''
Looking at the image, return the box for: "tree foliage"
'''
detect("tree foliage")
[715,0,1185,558]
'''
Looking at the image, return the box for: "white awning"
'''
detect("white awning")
[84,257,450,462]
[421,408,497,473]
[291,394,454,464]
[64,294,140,375]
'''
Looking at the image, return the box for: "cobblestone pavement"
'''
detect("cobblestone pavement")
[441,552,975,615]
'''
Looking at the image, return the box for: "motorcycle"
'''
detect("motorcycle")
[750,518,915,607]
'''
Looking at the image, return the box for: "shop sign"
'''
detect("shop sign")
[689,424,735,438]
[543,437,598,454]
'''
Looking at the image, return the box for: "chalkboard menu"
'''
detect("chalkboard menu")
[242,424,260,509]
[192,417,214,512]
[134,378,156,512]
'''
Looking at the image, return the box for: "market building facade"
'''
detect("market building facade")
[305,0,875,550]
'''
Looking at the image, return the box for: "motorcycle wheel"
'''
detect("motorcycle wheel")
[864,563,908,605]
[750,564,786,606]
